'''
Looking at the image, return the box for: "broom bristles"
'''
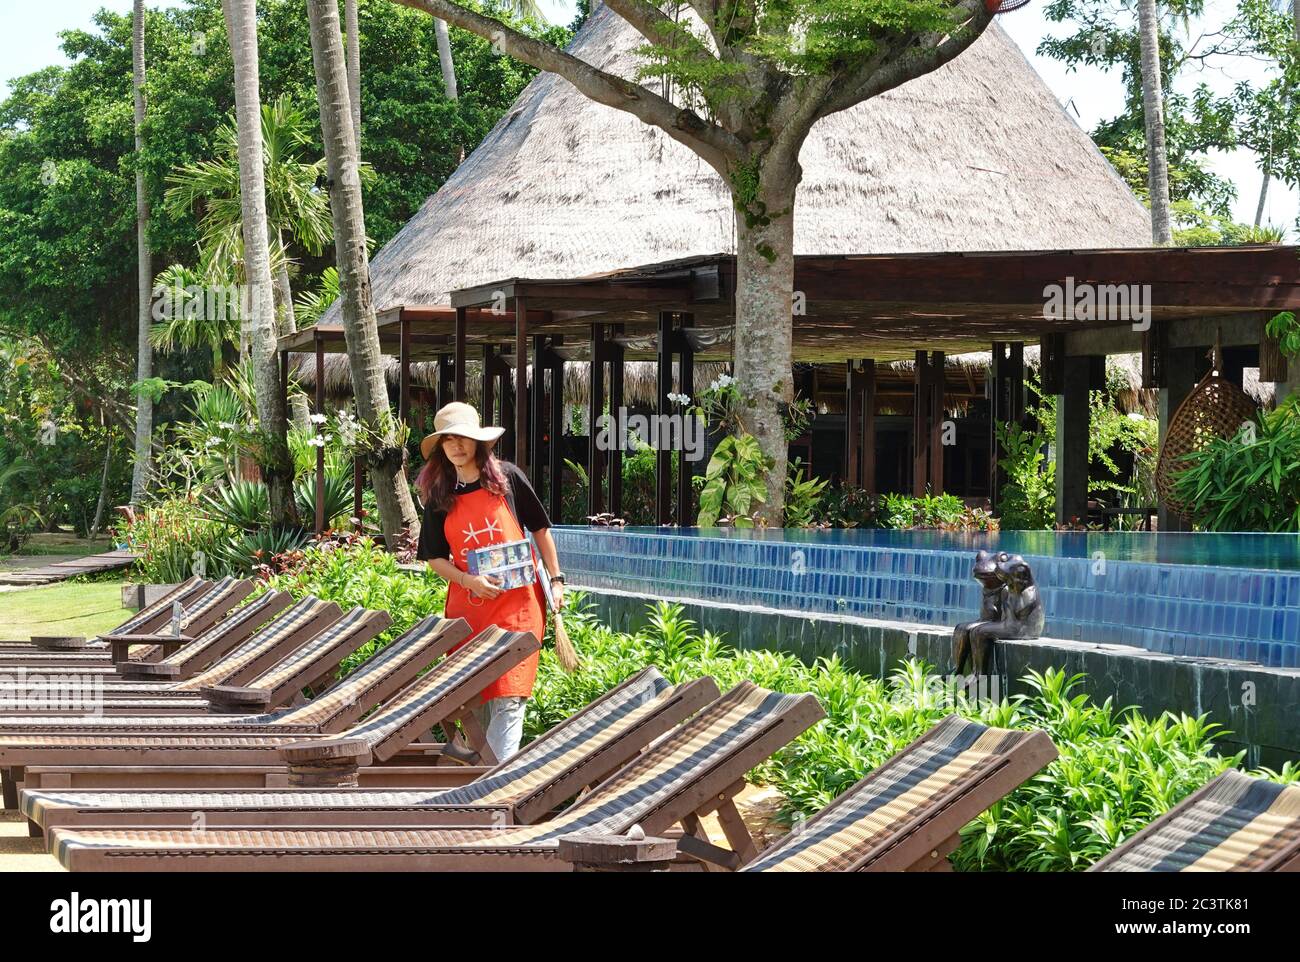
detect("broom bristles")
[552,611,580,673]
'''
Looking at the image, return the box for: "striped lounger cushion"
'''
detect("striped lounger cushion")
[1093,770,1300,872]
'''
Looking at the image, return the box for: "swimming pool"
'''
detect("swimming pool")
[552,527,1300,668]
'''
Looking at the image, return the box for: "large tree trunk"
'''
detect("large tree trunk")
[90,427,114,538]
[344,0,362,145]
[731,165,799,525]
[223,0,299,526]
[307,0,419,544]
[130,0,153,506]
[1137,0,1172,244]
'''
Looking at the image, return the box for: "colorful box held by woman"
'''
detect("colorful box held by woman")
[466,538,536,590]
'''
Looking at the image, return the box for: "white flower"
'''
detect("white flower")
[709,374,735,392]
[205,437,223,448]
[666,392,691,406]
[217,421,237,431]
[307,436,326,448]
[309,413,328,425]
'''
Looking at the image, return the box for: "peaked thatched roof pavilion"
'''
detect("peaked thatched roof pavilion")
[321,6,1148,327]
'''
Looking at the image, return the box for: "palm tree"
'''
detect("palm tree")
[221,0,299,527]
[1137,0,1173,244]
[148,263,241,380]
[345,0,362,143]
[130,0,153,505]
[306,0,419,543]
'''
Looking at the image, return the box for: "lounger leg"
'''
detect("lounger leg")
[1,766,19,810]
[678,813,732,873]
[714,795,759,866]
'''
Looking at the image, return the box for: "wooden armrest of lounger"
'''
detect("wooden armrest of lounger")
[28,637,94,651]
[109,636,194,667]
[279,737,373,788]
[201,685,272,714]
[116,659,189,681]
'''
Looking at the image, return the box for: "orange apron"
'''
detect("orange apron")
[442,486,544,701]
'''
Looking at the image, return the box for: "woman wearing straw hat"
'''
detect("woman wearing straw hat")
[415,402,564,763]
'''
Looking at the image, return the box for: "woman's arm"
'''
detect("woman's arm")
[532,527,565,608]
[427,558,503,600]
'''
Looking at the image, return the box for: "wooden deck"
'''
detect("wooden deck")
[0,550,138,587]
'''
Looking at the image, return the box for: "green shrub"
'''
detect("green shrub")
[120,497,237,582]
[262,536,448,672]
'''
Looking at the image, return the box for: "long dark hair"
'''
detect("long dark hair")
[416,439,510,511]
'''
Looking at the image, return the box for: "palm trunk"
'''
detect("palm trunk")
[307,0,419,544]
[1137,0,1172,244]
[130,0,153,506]
[433,19,462,163]
[731,168,798,525]
[434,19,457,99]
[345,0,362,146]
[223,0,299,526]
[273,229,311,429]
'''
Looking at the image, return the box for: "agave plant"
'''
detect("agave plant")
[294,471,354,529]
[201,479,270,531]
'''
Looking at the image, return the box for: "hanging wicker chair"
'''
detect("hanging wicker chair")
[1154,340,1259,520]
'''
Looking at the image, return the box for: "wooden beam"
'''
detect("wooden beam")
[676,313,695,526]
[845,361,861,486]
[549,339,564,523]
[656,312,673,525]
[1260,317,1288,383]
[609,325,625,517]
[861,359,876,497]
[912,350,928,496]
[929,350,946,495]
[453,307,467,401]
[399,316,411,427]
[588,324,606,517]
[481,344,496,427]
[514,295,528,472]
[531,333,546,493]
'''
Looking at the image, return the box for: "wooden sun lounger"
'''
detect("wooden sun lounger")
[1,624,535,809]
[0,605,391,728]
[22,668,720,836]
[48,681,825,872]
[1089,770,1300,872]
[728,716,1059,872]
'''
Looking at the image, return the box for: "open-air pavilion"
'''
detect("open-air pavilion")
[283,242,1300,530]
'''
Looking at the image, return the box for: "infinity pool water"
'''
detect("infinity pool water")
[552,526,1300,668]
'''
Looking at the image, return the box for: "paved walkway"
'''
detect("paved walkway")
[0,812,61,872]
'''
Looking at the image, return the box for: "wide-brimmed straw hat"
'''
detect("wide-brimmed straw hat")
[420,402,506,460]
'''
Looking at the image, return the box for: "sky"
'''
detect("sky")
[1,0,1296,232]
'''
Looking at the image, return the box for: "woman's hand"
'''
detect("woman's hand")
[464,573,503,600]
[551,581,565,609]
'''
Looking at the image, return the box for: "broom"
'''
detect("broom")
[528,532,580,673]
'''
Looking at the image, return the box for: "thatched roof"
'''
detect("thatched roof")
[323,7,1150,326]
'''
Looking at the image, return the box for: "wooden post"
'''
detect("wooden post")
[655,311,673,525]
[1141,319,1169,389]
[398,315,411,427]
[453,307,467,401]
[845,360,861,486]
[500,349,516,463]
[676,314,695,526]
[609,325,625,517]
[588,325,605,517]
[514,296,528,473]
[530,333,546,492]
[481,345,496,431]
[861,358,876,497]
[314,331,326,535]
[929,350,946,494]
[549,339,565,523]
[353,456,363,532]
[912,350,929,496]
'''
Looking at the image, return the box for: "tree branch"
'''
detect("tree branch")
[817,1,993,121]
[392,0,743,172]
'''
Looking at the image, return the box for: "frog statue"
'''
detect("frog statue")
[951,551,1044,676]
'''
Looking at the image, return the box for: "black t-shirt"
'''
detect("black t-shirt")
[416,461,551,562]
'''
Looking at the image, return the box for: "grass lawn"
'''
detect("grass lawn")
[0,579,129,641]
